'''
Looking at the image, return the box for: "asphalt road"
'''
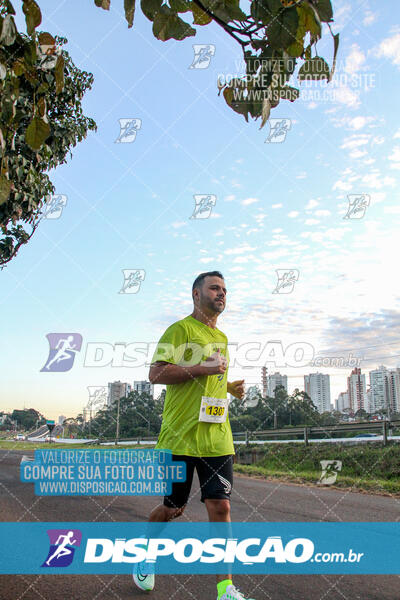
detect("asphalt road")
[0,449,399,600]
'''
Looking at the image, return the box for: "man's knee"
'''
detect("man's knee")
[206,498,231,519]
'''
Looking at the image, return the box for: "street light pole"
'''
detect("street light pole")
[115,397,120,446]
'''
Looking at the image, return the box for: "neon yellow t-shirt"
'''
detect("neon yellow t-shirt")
[151,315,234,457]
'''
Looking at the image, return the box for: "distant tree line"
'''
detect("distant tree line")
[80,390,165,440]
[2,388,398,438]
[0,408,45,431]
[80,386,335,440]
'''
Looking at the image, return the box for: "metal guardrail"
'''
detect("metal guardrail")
[98,420,400,447]
[233,420,400,446]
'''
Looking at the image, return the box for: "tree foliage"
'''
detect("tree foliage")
[230,386,323,431]
[10,407,45,429]
[0,0,337,266]
[0,0,96,266]
[84,390,164,439]
[96,0,338,126]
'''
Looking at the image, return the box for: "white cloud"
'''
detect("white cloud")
[363,11,377,26]
[330,115,377,131]
[301,227,348,242]
[255,212,267,222]
[361,171,396,188]
[349,149,368,159]
[288,211,299,218]
[388,146,400,167]
[341,134,370,150]
[228,266,244,272]
[315,210,332,217]
[296,172,307,179]
[271,203,282,209]
[371,192,386,204]
[372,136,385,145]
[333,179,353,192]
[304,219,320,225]
[348,116,373,130]
[224,245,256,255]
[384,206,400,214]
[241,197,259,206]
[345,44,366,73]
[305,199,319,210]
[171,221,187,228]
[334,3,351,29]
[224,194,235,202]
[377,32,400,68]
[334,85,361,108]
[233,256,252,264]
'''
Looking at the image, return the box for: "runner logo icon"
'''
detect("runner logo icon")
[40,333,82,372]
[42,529,82,568]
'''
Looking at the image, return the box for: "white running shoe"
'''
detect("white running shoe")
[217,584,256,600]
[132,559,155,592]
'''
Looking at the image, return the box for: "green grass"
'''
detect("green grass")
[233,442,400,495]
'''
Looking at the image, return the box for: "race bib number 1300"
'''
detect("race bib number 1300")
[199,396,228,423]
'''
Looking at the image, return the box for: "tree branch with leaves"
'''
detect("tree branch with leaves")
[0,0,338,266]
[0,0,96,266]
[95,0,339,127]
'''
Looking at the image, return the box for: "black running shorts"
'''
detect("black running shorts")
[163,454,234,509]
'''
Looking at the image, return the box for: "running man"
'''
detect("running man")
[133,271,255,600]
[45,531,77,566]
[45,335,77,371]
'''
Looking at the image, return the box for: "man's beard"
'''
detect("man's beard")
[201,294,224,314]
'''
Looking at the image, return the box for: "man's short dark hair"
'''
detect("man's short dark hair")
[192,271,224,292]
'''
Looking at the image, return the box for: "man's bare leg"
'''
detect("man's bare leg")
[148,503,186,522]
[205,498,231,584]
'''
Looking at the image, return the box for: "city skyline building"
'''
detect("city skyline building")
[133,380,154,398]
[304,372,331,413]
[347,367,367,413]
[267,372,288,397]
[335,391,350,412]
[107,381,132,407]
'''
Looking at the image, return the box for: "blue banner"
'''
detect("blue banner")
[0,522,399,574]
[20,449,186,496]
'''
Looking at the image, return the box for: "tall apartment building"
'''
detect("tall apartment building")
[133,380,154,398]
[304,372,331,413]
[347,368,367,413]
[267,372,288,396]
[261,366,268,397]
[365,388,372,413]
[369,366,400,415]
[386,368,400,413]
[335,392,349,412]
[107,381,132,407]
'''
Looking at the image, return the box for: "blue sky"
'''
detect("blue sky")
[1,0,400,420]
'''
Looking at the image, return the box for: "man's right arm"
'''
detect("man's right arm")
[149,350,227,385]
